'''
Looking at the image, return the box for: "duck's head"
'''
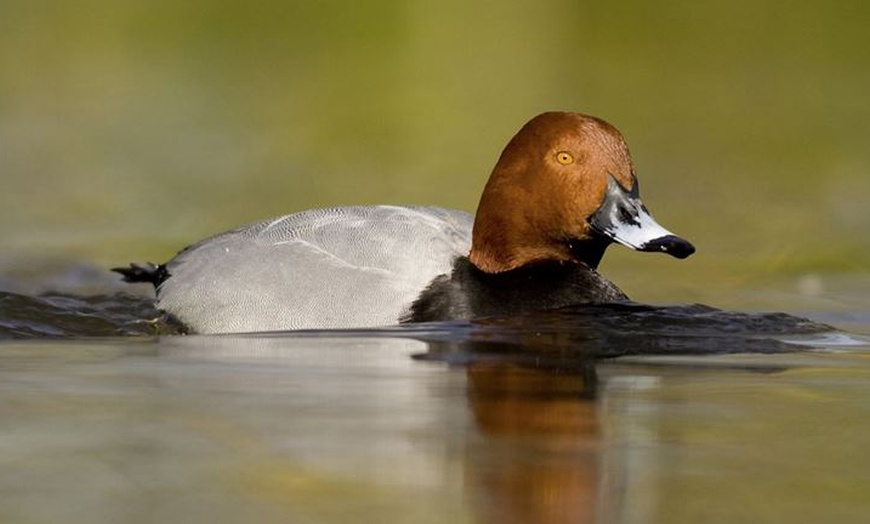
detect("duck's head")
[469,111,695,273]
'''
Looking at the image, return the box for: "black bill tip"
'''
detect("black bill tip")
[641,235,696,259]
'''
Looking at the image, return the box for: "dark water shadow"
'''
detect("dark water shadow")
[264,302,833,365]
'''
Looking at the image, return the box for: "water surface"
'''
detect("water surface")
[1,284,869,523]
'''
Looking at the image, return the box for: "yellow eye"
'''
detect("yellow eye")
[556,151,574,165]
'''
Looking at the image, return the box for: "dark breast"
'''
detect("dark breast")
[405,257,628,323]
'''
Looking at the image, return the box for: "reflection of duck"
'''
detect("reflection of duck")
[115,112,694,333]
[464,363,601,524]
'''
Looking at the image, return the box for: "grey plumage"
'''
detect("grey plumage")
[155,206,473,333]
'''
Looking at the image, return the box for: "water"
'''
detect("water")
[1,276,869,523]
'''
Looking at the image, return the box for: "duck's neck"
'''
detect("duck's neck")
[565,235,611,270]
[470,223,612,273]
[469,189,575,273]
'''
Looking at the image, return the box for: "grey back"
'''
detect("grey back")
[157,206,473,333]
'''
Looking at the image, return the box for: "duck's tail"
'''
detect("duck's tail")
[111,262,170,288]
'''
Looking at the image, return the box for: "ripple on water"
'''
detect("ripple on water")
[0,291,170,338]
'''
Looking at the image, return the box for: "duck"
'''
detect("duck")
[114,111,695,333]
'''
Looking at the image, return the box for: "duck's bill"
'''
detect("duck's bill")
[589,175,695,259]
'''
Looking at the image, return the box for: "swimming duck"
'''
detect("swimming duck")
[114,111,694,333]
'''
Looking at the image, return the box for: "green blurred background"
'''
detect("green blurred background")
[1,0,868,309]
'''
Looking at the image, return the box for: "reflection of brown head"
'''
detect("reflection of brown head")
[464,363,601,524]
